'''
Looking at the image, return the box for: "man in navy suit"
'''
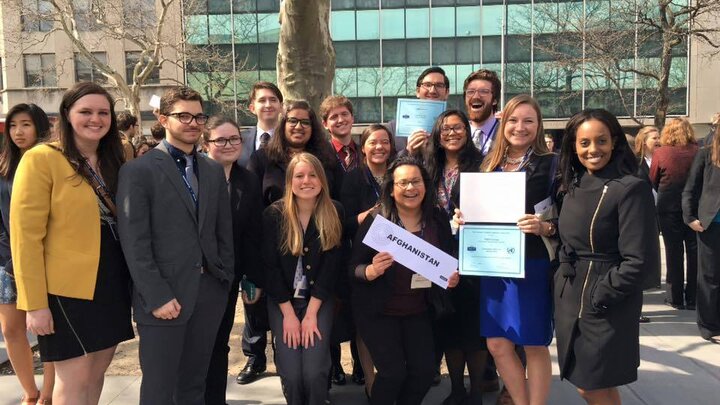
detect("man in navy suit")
[237,82,283,168]
[236,81,283,385]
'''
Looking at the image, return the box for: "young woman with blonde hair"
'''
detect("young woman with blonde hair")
[634,126,660,180]
[263,152,343,405]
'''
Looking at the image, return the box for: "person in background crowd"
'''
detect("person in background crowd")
[202,116,264,404]
[238,82,284,168]
[389,66,451,154]
[634,126,661,182]
[554,108,659,405]
[248,100,341,206]
[683,124,720,343]
[150,121,165,141]
[263,152,343,405]
[349,156,460,405]
[455,95,556,405]
[699,112,718,147]
[319,95,365,387]
[0,103,55,404]
[340,123,398,397]
[465,70,502,157]
[133,139,156,158]
[424,110,486,405]
[117,111,138,161]
[11,82,134,404]
[544,133,555,152]
[649,118,699,310]
[117,87,234,404]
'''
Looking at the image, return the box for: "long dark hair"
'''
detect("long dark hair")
[265,100,335,168]
[559,108,637,192]
[57,82,124,193]
[0,103,51,179]
[378,156,436,224]
[425,109,483,188]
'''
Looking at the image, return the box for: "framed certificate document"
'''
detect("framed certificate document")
[394,98,447,138]
[458,224,525,278]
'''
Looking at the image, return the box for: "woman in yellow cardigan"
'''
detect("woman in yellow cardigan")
[10,82,133,405]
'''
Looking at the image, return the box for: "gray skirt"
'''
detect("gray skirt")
[0,266,17,305]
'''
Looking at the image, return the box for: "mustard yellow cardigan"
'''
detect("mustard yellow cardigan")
[10,144,101,311]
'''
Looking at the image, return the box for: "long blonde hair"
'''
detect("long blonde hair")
[481,94,550,172]
[634,126,659,159]
[279,152,342,256]
[660,118,696,146]
[712,125,720,167]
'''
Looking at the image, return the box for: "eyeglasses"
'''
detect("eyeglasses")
[441,124,465,135]
[394,179,424,189]
[207,136,242,147]
[465,89,492,98]
[166,112,209,125]
[419,82,447,90]
[287,117,312,128]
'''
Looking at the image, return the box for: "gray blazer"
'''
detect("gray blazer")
[117,142,234,326]
[238,127,257,168]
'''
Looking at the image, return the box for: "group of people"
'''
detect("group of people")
[0,65,716,405]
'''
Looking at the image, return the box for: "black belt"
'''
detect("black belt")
[559,245,621,277]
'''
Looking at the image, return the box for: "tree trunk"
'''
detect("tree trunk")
[654,35,674,130]
[276,0,335,112]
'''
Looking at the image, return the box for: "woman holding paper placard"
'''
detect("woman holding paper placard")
[554,109,659,404]
[426,110,487,405]
[454,94,556,405]
[349,156,460,405]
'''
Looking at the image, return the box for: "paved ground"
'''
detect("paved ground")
[1,288,717,404]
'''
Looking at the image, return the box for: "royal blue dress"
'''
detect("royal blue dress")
[478,154,555,346]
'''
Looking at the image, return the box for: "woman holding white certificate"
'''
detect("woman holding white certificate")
[454,94,556,405]
[349,156,459,405]
[554,109,658,404]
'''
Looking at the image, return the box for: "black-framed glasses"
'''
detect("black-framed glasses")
[166,112,209,125]
[441,124,465,135]
[287,117,312,128]
[419,82,447,90]
[394,179,424,189]
[207,136,242,147]
[465,89,492,97]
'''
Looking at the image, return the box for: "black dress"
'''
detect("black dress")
[39,199,134,362]
[554,163,659,390]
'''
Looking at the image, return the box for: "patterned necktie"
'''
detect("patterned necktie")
[472,128,483,151]
[185,156,199,199]
[343,145,354,170]
[259,132,270,149]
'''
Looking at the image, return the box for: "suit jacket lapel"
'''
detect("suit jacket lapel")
[154,143,198,223]
[230,164,244,212]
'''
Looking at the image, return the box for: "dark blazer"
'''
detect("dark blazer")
[682,148,720,228]
[340,167,381,239]
[262,200,343,304]
[0,177,12,273]
[649,144,698,213]
[229,163,264,287]
[637,159,651,183]
[117,142,234,325]
[248,148,343,207]
[238,127,258,168]
[521,153,557,259]
[348,208,454,318]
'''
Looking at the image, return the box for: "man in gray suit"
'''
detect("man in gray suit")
[117,87,234,404]
[237,81,283,167]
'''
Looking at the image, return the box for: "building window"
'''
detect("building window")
[123,0,156,29]
[75,53,108,83]
[21,0,53,32]
[24,54,57,87]
[74,0,99,31]
[125,52,160,84]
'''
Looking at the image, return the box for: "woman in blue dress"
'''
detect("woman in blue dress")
[456,94,556,405]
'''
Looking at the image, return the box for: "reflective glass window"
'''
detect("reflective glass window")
[331,11,356,41]
[507,4,532,35]
[357,41,381,67]
[504,62,531,94]
[406,8,430,38]
[358,67,382,97]
[456,6,481,37]
[406,39,430,65]
[457,37,481,64]
[382,40,407,66]
[406,0,431,6]
[75,52,107,84]
[234,14,259,44]
[336,42,358,67]
[438,64,457,94]
[354,97,382,123]
[505,35,531,63]
[482,36,501,63]
[381,8,405,39]
[257,13,280,43]
[186,15,209,45]
[383,67,408,97]
[259,43,277,69]
[332,0,356,10]
[208,15,232,44]
[481,5,502,35]
[433,38,456,65]
[257,0,280,12]
[357,10,380,40]
[533,2,558,34]
[335,68,359,97]
[456,64,475,93]
[431,8,455,38]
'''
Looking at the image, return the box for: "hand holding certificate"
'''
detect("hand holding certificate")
[394,98,447,138]
[362,215,458,289]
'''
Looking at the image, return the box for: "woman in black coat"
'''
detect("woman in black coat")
[682,126,720,342]
[554,109,660,404]
[349,157,459,405]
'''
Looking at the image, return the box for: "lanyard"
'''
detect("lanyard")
[175,157,198,205]
[364,166,381,200]
[478,119,499,153]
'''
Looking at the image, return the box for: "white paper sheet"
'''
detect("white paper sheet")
[459,172,526,223]
[362,215,458,289]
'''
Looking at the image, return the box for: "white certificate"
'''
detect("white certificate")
[362,215,458,289]
[459,172,526,223]
[394,98,447,138]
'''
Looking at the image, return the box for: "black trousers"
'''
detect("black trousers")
[357,311,435,405]
[138,273,228,405]
[659,211,698,306]
[697,223,720,339]
[205,278,240,405]
[242,294,269,368]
